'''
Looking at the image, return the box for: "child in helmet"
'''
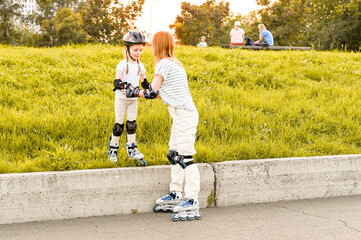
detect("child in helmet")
[108,31,149,164]
[126,31,201,221]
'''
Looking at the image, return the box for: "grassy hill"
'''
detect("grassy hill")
[1,44,360,173]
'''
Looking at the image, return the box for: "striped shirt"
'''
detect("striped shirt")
[155,58,196,111]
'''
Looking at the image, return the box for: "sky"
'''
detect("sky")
[121,0,263,39]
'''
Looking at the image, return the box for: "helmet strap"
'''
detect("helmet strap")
[127,46,136,62]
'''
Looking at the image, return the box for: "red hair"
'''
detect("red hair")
[152,31,182,67]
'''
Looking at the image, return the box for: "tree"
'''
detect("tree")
[0,0,22,44]
[80,0,145,44]
[170,0,231,46]
[305,0,361,50]
[39,7,86,46]
[55,8,87,45]
[36,0,84,22]
[257,0,310,46]
[255,0,361,50]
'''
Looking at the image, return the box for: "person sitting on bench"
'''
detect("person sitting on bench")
[253,24,274,47]
[230,21,245,46]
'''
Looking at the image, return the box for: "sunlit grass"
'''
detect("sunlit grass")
[1,45,360,173]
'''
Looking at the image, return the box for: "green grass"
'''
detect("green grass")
[1,44,360,173]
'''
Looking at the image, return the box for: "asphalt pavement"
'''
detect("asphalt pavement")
[1,195,360,240]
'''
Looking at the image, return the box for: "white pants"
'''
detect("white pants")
[168,106,200,199]
[110,98,138,145]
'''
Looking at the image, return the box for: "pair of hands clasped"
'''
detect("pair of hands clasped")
[113,79,159,99]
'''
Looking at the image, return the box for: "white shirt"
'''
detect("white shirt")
[115,59,146,99]
[155,59,196,111]
[199,42,207,47]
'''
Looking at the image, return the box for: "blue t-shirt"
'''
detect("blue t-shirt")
[261,29,274,46]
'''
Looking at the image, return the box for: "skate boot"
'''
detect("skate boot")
[126,142,146,166]
[172,198,202,221]
[107,143,119,163]
[153,191,182,213]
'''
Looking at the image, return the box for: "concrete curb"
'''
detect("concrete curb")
[1,155,361,224]
[0,164,215,224]
[213,155,361,206]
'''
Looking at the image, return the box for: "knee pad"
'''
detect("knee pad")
[167,150,194,169]
[167,150,178,165]
[113,123,124,136]
[126,120,137,134]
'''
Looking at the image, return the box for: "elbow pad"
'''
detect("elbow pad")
[141,78,150,89]
[113,79,127,91]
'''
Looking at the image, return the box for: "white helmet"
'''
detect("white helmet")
[234,21,241,27]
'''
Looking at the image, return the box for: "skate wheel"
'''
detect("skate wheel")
[195,212,202,220]
[180,216,187,221]
[187,216,194,221]
[140,159,147,166]
[153,204,160,213]
[171,214,179,222]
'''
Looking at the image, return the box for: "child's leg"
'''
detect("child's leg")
[169,164,185,193]
[168,106,200,199]
[108,98,127,162]
[125,99,138,144]
[125,100,144,160]
[110,98,127,145]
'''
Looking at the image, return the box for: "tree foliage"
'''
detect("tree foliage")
[80,0,145,44]
[258,0,310,46]
[256,0,361,50]
[38,7,86,46]
[0,0,22,44]
[36,0,84,21]
[170,0,231,46]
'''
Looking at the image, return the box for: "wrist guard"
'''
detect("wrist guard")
[143,85,159,99]
[126,85,140,98]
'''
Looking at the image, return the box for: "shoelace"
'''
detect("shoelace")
[181,199,193,207]
[162,194,172,200]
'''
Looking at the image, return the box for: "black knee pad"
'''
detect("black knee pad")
[167,150,194,169]
[113,123,124,136]
[126,120,137,134]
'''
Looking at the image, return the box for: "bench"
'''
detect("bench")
[221,45,312,51]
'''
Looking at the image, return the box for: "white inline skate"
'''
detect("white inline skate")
[153,191,182,213]
[107,143,119,163]
[171,198,202,221]
[126,142,146,166]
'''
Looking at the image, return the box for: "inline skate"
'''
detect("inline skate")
[171,198,202,221]
[153,191,182,213]
[126,142,146,166]
[107,143,119,163]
